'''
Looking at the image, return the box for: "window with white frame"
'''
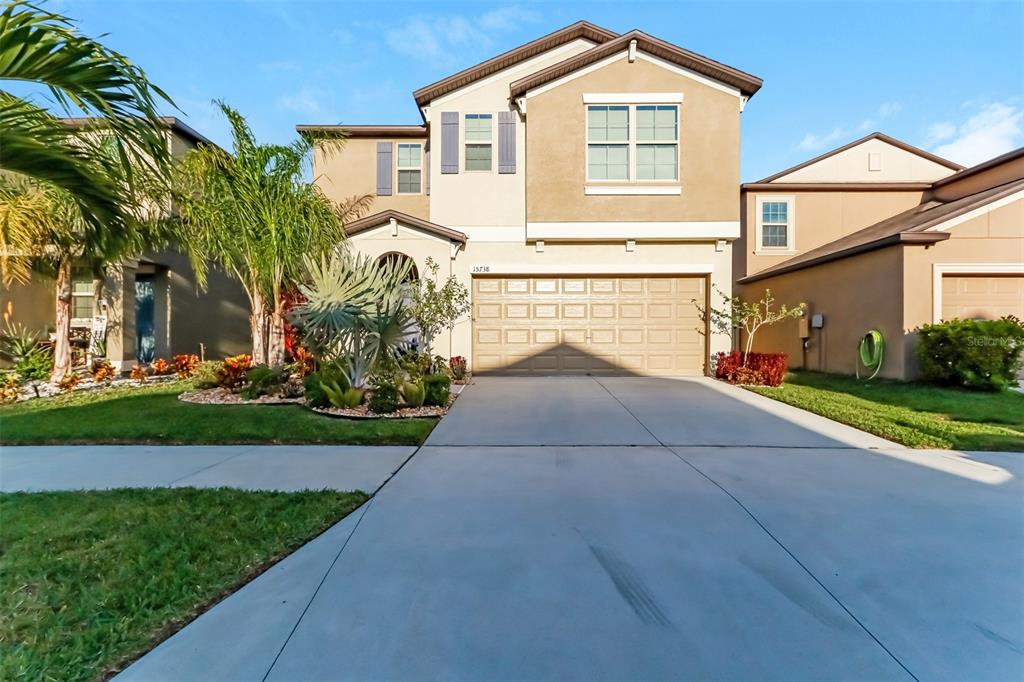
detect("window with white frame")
[760,200,790,249]
[71,267,94,320]
[464,114,492,171]
[397,143,422,193]
[587,103,679,182]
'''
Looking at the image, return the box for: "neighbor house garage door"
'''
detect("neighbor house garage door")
[472,275,706,376]
[941,275,1024,321]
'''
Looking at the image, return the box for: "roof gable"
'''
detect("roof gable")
[345,210,467,244]
[757,133,963,184]
[509,30,762,100]
[412,21,617,108]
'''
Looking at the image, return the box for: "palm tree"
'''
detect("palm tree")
[175,102,371,366]
[0,2,174,235]
[0,169,165,381]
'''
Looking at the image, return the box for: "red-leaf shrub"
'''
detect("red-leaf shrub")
[151,358,174,376]
[216,354,253,389]
[449,355,467,380]
[714,351,788,386]
[172,353,200,379]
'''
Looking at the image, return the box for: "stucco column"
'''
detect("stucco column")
[102,261,138,371]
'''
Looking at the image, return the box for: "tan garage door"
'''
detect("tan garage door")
[472,275,707,376]
[941,275,1024,321]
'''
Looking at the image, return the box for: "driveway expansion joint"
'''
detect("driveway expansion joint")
[592,377,917,681]
[667,446,920,682]
[166,445,259,486]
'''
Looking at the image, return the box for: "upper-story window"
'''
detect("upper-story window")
[756,197,795,251]
[71,266,94,321]
[464,114,492,171]
[586,103,679,182]
[397,143,422,194]
[587,105,629,180]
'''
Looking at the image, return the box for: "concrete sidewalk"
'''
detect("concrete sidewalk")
[0,445,415,493]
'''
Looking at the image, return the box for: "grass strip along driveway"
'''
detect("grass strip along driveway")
[748,371,1024,451]
[0,488,368,681]
[0,382,436,445]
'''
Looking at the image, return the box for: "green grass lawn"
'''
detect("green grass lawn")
[0,487,368,681]
[747,371,1024,451]
[0,382,436,445]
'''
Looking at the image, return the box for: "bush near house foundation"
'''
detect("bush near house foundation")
[916,317,1024,391]
[714,352,788,387]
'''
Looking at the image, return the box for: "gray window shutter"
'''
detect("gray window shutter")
[376,141,393,196]
[424,148,430,195]
[498,111,516,174]
[441,112,458,174]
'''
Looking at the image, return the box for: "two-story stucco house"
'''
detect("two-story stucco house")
[0,118,251,369]
[736,133,1024,379]
[300,21,762,376]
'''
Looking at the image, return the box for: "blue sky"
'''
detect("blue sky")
[44,0,1024,181]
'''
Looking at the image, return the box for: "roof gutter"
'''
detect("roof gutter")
[738,232,950,284]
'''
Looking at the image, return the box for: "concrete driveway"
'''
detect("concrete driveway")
[122,377,1024,681]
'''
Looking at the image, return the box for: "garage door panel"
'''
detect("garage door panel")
[473,275,707,376]
[941,275,1024,322]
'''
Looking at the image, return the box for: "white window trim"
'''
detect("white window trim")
[931,263,1024,323]
[70,269,94,326]
[463,113,493,173]
[585,103,680,185]
[395,143,423,195]
[754,195,797,255]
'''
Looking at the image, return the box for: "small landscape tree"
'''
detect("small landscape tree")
[406,257,470,357]
[696,286,806,365]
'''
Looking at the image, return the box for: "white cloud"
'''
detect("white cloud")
[798,127,847,152]
[277,87,325,117]
[932,102,1023,166]
[385,6,540,68]
[878,101,903,117]
[857,119,875,132]
[926,121,957,145]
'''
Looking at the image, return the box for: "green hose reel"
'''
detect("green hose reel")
[856,330,884,380]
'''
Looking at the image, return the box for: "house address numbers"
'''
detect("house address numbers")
[471,265,491,273]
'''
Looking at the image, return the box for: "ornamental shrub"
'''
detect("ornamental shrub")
[400,380,425,407]
[304,362,349,407]
[449,355,467,381]
[216,354,253,389]
[172,353,200,379]
[90,359,116,383]
[423,373,451,406]
[192,361,221,388]
[368,379,400,414]
[713,351,788,387]
[240,365,286,400]
[916,317,1024,391]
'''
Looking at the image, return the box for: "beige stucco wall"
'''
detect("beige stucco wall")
[900,196,1024,376]
[0,277,54,338]
[736,189,925,278]
[739,247,908,378]
[773,138,958,183]
[525,54,741,224]
[314,137,430,220]
[349,223,733,370]
[426,38,597,231]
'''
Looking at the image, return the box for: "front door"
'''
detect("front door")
[135,276,155,364]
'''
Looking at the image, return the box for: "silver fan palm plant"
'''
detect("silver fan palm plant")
[290,250,414,389]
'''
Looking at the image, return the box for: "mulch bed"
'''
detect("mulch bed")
[178,386,459,418]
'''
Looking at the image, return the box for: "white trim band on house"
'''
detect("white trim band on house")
[931,263,1024,323]
[582,92,684,104]
[470,263,715,275]
[526,221,740,241]
[584,185,681,195]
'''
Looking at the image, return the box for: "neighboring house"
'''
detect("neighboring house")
[301,21,762,376]
[0,118,251,370]
[736,135,1024,379]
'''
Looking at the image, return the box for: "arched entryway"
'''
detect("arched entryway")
[378,252,419,283]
